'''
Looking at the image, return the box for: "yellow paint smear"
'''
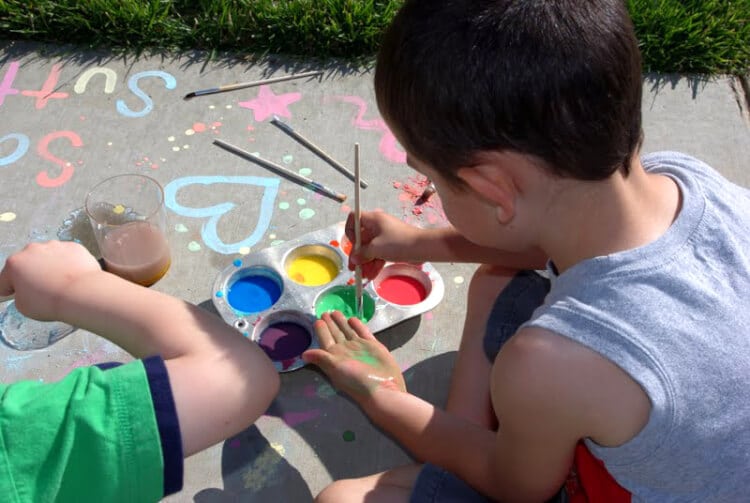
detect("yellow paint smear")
[286,255,338,286]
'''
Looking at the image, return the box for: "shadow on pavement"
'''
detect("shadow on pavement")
[191,301,456,501]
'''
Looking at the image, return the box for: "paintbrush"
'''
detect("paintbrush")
[213,139,347,203]
[353,143,364,320]
[270,115,369,189]
[416,181,436,205]
[183,70,324,100]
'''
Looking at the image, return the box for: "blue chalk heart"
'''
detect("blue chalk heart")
[164,176,279,254]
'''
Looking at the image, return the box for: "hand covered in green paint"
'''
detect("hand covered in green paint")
[302,311,406,403]
[345,210,421,280]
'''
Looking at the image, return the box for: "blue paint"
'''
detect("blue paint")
[233,259,243,267]
[227,275,282,313]
[215,291,224,298]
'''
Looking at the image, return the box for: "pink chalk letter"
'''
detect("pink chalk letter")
[22,63,69,109]
[36,131,84,188]
[0,61,20,107]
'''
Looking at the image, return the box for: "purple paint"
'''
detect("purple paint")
[258,322,311,360]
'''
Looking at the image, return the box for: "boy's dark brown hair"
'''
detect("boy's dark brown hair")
[374,0,643,183]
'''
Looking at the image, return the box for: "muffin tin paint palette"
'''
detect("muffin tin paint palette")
[212,221,445,372]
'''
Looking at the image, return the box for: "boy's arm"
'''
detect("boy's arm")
[348,210,548,275]
[305,313,650,501]
[0,241,280,456]
[414,226,548,269]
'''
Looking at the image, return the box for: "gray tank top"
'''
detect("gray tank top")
[524,152,750,501]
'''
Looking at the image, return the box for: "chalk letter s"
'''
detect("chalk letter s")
[116,71,177,118]
[36,131,84,188]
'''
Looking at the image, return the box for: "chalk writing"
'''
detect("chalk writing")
[116,71,177,118]
[164,176,280,254]
[329,95,406,164]
[0,133,30,167]
[21,63,69,109]
[74,67,117,94]
[35,131,84,188]
[0,61,20,106]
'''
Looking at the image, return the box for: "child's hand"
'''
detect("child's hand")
[302,311,406,403]
[0,241,102,321]
[345,210,420,280]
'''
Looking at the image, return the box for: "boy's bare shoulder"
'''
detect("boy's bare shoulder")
[492,326,651,447]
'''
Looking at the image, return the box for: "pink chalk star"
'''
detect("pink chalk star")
[238,85,301,122]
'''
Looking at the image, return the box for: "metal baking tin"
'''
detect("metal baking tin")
[212,221,445,372]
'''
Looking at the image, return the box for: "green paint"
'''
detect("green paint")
[270,239,285,246]
[298,167,312,177]
[282,154,294,164]
[279,202,290,210]
[296,198,306,206]
[354,350,379,366]
[342,430,356,442]
[174,223,188,233]
[317,383,337,398]
[299,208,316,220]
[187,241,202,252]
[315,286,375,321]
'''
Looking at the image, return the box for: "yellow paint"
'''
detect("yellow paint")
[113,204,125,214]
[0,212,16,222]
[286,255,338,286]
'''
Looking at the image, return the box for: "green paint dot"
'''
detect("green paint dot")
[299,167,312,177]
[279,202,290,210]
[187,241,202,252]
[299,208,316,220]
[342,430,356,442]
[296,198,306,206]
[282,154,294,164]
[174,223,188,233]
[270,240,285,246]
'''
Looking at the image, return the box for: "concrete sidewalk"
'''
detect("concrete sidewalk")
[0,40,748,502]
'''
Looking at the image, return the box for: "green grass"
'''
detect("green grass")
[0,0,748,74]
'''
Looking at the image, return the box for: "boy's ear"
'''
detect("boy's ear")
[457,164,516,224]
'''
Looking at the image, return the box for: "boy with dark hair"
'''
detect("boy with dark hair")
[0,241,280,501]
[302,0,750,501]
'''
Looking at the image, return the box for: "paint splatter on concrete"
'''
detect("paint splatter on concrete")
[174,223,189,233]
[299,208,315,220]
[188,241,202,252]
[0,212,17,222]
[392,175,448,227]
[342,430,356,442]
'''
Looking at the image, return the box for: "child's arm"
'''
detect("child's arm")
[0,241,279,456]
[346,210,547,279]
[304,311,649,501]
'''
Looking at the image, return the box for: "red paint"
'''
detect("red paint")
[329,239,339,247]
[340,236,353,256]
[376,276,427,305]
